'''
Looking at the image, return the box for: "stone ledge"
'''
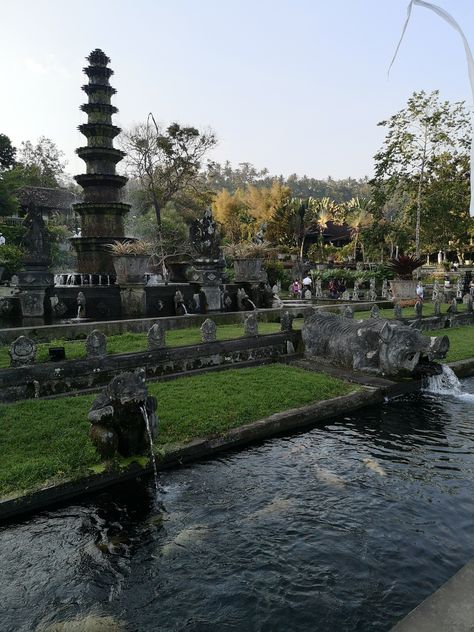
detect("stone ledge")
[391,558,474,632]
[0,387,382,524]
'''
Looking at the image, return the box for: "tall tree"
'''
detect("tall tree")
[121,115,217,228]
[0,134,16,171]
[373,90,470,256]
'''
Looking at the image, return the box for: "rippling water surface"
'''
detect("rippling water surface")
[2,378,474,632]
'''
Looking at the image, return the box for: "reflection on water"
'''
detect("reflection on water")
[2,378,474,632]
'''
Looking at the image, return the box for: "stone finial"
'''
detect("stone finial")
[467,296,473,314]
[201,318,217,343]
[280,311,294,332]
[370,305,380,319]
[244,313,259,336]
[434,300,441,317]
[448,298,458,314]
[9,336,37,367]
[343,305,354,319]
[415,301,423,318]
[85,329,107,358]
[147,323,166,350]
[394,304,403,319]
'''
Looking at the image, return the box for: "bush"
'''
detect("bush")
[0,244,25,274]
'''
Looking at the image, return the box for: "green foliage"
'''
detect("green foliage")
[265,260,286,286]
[0,222,25,245]
[372,90,471,256]
[0,244,25,274]
[0,134,16,170]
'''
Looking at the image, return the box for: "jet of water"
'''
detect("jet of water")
[423,365,474,402]
[140,404,161,497]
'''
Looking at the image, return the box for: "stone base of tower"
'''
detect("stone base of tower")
[71,237,132,275]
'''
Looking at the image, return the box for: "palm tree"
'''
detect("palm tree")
[346,197,374,261]
[300,197,339,261]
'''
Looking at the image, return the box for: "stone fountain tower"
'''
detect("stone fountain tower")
[72,49,130,274]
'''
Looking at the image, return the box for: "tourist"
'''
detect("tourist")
[0,232,5,246]
[416,282,424,302]
[291,279,301,298]
[302,274,312,291]
[328,279,338,299]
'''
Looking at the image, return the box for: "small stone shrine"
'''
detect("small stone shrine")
[244,313,259,336]
[85,329,107,358]
[187,208,225,311]
[434,300,441,316]
[280,311,294,332]
[147,323,166,350]
[201,318,217,343]
[343,305,354,318]
[9,336,37,367]
[394,304,403,319]
[370,305,380,319]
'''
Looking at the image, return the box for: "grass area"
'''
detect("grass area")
[425,326,474,363]
[0,364,353,499]
[356,302,469,320]
[0,320,303,369]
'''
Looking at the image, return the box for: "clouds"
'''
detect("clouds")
[23,54,70,79]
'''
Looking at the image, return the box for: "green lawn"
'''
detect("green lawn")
[0,320,303,369]
[0,364,353,499]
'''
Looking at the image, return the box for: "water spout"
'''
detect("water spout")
[247,299,257,310]
[423,365,474,401]
[140,404,160,496]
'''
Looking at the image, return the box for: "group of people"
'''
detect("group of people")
[327,279,347,299]
[291,275,312,299]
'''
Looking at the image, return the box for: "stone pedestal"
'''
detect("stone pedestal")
[120,284,146,318]
[17,269,54,318]
[186,258,225,312]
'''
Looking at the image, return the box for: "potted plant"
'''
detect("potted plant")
[387,255,423,302]
[107,240,151,284]
[224,242,268,283]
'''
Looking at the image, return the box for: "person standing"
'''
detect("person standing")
[416,282,424,302]
[0,232,5,246]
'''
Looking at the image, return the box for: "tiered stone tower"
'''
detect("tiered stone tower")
[72,49,130,274]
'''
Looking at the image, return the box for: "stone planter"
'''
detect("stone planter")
[389,279,417,302]
[233,258,267,283]
[113,255,150,284]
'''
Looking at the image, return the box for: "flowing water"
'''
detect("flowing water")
[2,379,474,632]
[140,404,160,497]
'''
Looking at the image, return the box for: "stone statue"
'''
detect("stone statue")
[147,323,166,350]
[280,311,294,332]
[381,279,388,299]
[189,208,222,259]
[244,312,259,336]
[343,305,354,319]
[77,291,86,319]
[447,298,458,314]
[85,330,107,358]
[201,318,217,343]
[467,296,473,314]
[434,300,441,317]
[252,222,267,245]
[21,204,51,267]
[432,281,440,302]
[174,290,186,316]
[88,370,157,459]
[415,301,423,318]
[9,336,37,367]
[314,280,323,299]
[394,304,403,320]
[371,305,380,319]
[302,312,449,378]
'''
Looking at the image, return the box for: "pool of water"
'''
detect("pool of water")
[2,378,474,632]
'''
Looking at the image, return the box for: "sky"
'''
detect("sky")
[1,0,473,181]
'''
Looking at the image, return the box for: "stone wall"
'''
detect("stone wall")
[0,331,301,403]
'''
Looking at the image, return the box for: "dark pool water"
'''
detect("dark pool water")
[2,378,474,632]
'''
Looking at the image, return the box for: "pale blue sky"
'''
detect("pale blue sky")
[1,0,473,179]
